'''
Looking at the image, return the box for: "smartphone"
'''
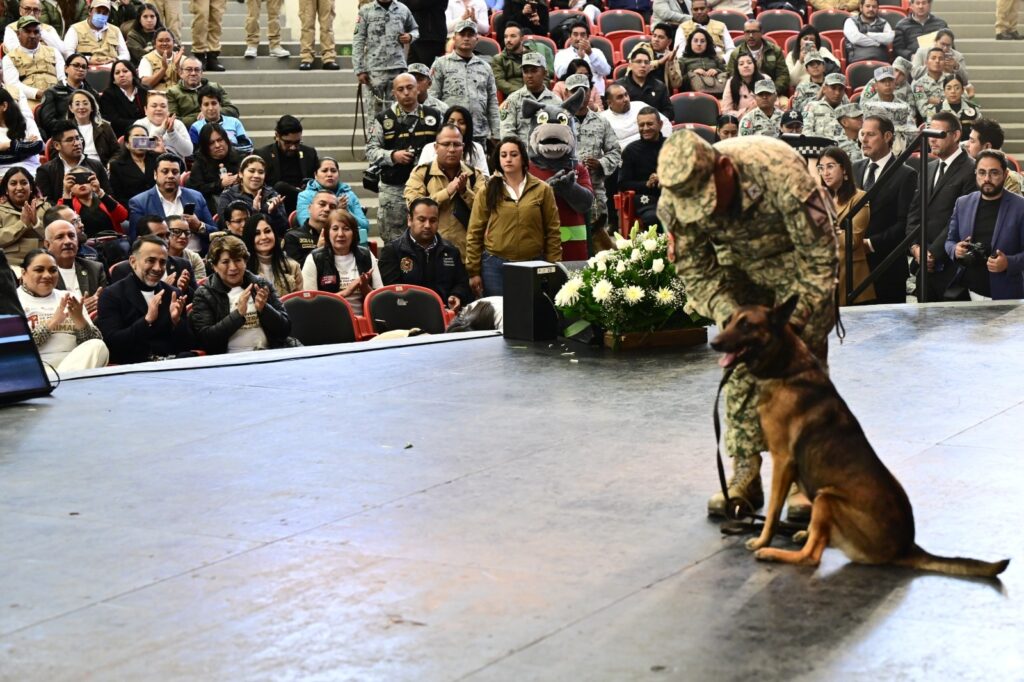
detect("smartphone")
[183,203,196,215]
[71,172,93,185]
[130,136,157,150]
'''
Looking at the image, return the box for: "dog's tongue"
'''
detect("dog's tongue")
[718,353,737,368]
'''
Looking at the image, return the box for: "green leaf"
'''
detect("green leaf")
[564,320,591,337]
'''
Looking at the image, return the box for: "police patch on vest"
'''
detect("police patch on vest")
[384,118,394,130]
[400,257,414,273]
[425,115,436,126]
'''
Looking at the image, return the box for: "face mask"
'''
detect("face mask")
[92,13,109,29]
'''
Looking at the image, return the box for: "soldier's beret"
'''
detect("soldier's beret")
[521,52,546,69]
[753,79,776,95]
[657,131,718,225]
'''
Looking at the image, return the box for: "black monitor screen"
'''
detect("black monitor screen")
[0,314,54,403]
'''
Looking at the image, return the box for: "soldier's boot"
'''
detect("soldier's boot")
[206,51,226,72]
[707,453,763,518]
[786,483,812,522]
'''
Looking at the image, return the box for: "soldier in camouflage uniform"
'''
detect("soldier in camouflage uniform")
[860,56,914,106]
[739,80,783,137]
[655,131,838,518]
[912,47,946,122]
[366,73,442,244]
[564,73,621,239]
[803,73,861,162]
[499,52,561,141]
[789,49,827,115]
[834,104,865,163]
[408,63,448,113]
[353,0,419,120]
[860,66,917,153]
[429,20,500,146]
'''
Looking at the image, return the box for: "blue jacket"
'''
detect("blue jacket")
[295,178,370,242]
[944,190,1024,300]
[189,115,254,155]
[127,186,217,250]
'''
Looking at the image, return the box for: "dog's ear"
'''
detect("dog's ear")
[771,294,799,330]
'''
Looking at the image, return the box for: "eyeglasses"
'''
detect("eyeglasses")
[169,228,190,236]
[227,217,246,224]
[436,141,464,148]
[182,67,202,73]
[68,62,88,69]
[61,136,84,144]
[21,7,42,14]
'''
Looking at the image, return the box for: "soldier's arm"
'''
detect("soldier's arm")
[428,63,443,99]
[598,122,621,178]
[405,8,420,42]
[492,56,513,95]
[486,74,500,139]
[498,94,516,139]
[782,187,839,327]
[352,11,368,74]
[365,118,395,167]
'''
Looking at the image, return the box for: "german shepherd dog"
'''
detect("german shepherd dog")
[711,295,1009,577]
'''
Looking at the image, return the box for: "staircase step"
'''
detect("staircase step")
[214,69,358,86]
[969,79,1024,94]
[949,38,1024,53]
[234,98,361,116]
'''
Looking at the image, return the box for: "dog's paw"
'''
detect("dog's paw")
[754,548,777,562]
[745,537,767,551]
[792,530,808,544]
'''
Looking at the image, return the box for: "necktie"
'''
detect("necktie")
[864,162,878,191]
[934,161,946,188]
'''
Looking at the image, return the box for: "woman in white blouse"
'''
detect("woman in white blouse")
[133,90,193,158]
[417,104,488,174]
[67,89,118,165]
[445,0,489,36]
[302,208,382,310]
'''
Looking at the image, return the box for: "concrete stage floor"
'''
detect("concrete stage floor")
[1,303,1023,681]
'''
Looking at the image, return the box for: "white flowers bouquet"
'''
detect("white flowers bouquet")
[554,224,708,336]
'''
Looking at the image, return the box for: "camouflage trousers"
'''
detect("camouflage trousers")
[363,69,403,120]
[725,286,834,463]
[377,182,408,245]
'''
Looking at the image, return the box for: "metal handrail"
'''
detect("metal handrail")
[841,128,947,304]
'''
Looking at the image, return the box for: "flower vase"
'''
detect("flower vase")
[603,326,708,351]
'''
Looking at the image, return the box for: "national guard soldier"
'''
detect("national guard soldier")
[739,80,783,137]
[499,52,561,141]
[565,73,621,242]
[790,49,827,115]
[834,104,865,163]
[408,63,448,113]
[779,109,803,135]
[802,73,850,142]
[861,55,914,105]
[912,47,946,123]
[429,20,500,148]
[366,73,442,244]
[860,65,917,153]
[353,0,419,120]
[656,131,838,520]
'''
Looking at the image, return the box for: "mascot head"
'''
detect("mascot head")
[523,88,586,166]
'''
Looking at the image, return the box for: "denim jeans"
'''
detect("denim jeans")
[481,251,507,297]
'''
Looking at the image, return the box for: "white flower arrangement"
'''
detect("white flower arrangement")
[555,223,709,335]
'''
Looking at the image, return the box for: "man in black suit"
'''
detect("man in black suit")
[107,216,197,298]
[36,121,111,204]
[95,236,194,364]
[255,115,320,215]
[905,111,977,302]
[44,219,107,315]
[854,115,918,304]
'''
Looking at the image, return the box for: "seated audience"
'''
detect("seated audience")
[379,197,472,312]
[166,56,238,128]
[186,122,242,213]
[491,22,532,98]
[125,2,163,63]
[2,15,65,107]
[790,50,828,114]
[674,0,733,59]
[95,234,194,364]
[18,248,108,370]
[98,59,148,138]
[945,150,1024,301]
[3,0,70,57]
[619,107,666,231]
[501,0,549,39]
[0,87,43,175]
[600,83,673,149]
[780,109,803,135]
[164,214,206,281]
[418,104,489,175]
[739,80,783,137]
[716,113,739,140]
[134,89,193,159]
[190,233,295,354]
[819,146,874,305]
[109,214,195,297]
[188,86,252,154]
[648,23,682,92]
[911,29,970,87]
[466,136,561,297]
[295,157,368,241]
[786,26,841,84]
[722,54,769,118]
[128,153,215,248]
[553,22,610,96]
[108,123,160,206]
[67,89,118,165]
[912,47,948,123]
[36,51,96,139]
[284,190,336,265]
[445,0,489,37]
[58,165,128,238]
[63,0,130,66]
[0,165,45,262]
[242,213,302,297]
[37,121,109,203]
[843,0,894,65]
[215,200,251,238]
[301,207,382,310]
[551,59,603,112]
[216,154,289,238]
[138,28,183,90]
[939,74,980,137]
[255,115,319,215]
[679,27,727,96]
[44,217,106,313]
[616,44,673,121]
[965,118,1024,195]
[894,0,947,61]
[726,20,789,101]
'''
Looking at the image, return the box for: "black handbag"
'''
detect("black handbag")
[362,168,380,193]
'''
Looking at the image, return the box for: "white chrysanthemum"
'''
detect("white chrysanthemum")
[616,260,627,273]
[592,279,614,303]
[630,249,642,262]
[587,256,598,267]
[655,287,674,305]
[624,286,645,305]
[651,258,665,273]
[597,261,607,272]
[614,235,630,249]
[595,250,613,263]
[642,238,658,252]
[554,277,583,307]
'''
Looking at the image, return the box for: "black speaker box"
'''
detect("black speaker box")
[502,260,568,341]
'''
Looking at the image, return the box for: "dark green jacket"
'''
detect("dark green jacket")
[166,78,239,128]
[726,39,790,97]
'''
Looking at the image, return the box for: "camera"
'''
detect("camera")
[958,240,989,268]
[130,136,157,150]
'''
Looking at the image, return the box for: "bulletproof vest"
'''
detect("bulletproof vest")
[72,21,121,59]
[7,45,58,93]
[143,50,178,87]
[377,104,442,186]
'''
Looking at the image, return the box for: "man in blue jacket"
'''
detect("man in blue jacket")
[128,153,217,251]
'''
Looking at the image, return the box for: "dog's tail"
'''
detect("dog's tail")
[896,545,1009,578]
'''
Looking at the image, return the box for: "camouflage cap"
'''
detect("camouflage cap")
[835,104,863,119]
[564,73,590,90]
[753,79,776,95]
[16,14,41,29]
[657,130,718,225]
[823,73,847,87]
[892,56,913,75]
[521,51,546,69]
[453,19,478,34]
[801,49,824,66]
[407,62,432,80]
[873,65,895,81]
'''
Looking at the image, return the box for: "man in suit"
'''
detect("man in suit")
[854,114,918,304]
[36,120,110,204]
[905,111,976,302]
[255,115,319,215]
[44,219,106,314]
[95,235,194,364]
[127,153,216,249]
[108,215,196,298]
[944,151,1024,301]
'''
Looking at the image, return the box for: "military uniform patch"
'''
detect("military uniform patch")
[383,118,394,130]
[400,257,414,273]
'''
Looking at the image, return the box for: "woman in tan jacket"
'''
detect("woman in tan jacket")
[818,147,875,305]
[466,136,561,298]
[0,166,46,265]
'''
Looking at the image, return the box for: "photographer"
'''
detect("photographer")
[945,150,1024,300]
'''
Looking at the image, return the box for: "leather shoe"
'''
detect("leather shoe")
[323,61,340,70]
[299,62,313,71]
[995,30,1024,40]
